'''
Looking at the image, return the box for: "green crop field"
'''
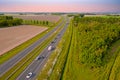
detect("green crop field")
[38,16,120,80]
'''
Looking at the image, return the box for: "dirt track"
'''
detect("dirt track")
[0,25,47,55]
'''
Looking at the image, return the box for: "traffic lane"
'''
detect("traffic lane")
[17,60,44,80]
[30,23,69,80]
[17,30,63,80]
[0,20,64,76]
[17,19,69,80]
[17,47,51,80]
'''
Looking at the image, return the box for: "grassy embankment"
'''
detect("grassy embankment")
[109,47,120,80]
[0,17,65,80]
[0,17,63,65]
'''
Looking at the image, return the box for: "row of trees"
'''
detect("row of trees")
[0,16,23,27]
[72,17,120,66]
[23,20,51,26]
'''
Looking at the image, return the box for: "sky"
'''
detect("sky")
[0,0,120,13]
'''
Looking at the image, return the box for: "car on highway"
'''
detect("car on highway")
[35,56,44,60]
[58,34,61,36]
[51,40,56,43]
[55,37,58,40]
[48,46,52,51]
[26,72,33,78]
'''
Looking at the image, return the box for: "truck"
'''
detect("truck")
[48,46,52,51]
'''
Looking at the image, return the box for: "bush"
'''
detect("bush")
[0,16,23,27]
[73,17,120,66]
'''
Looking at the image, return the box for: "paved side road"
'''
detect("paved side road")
[17,19,69,80]
[0,19,65,77]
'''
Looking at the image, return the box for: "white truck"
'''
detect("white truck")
[26,72,33,78]
[48,46,52,51]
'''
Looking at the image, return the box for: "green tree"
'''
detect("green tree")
[46,21,49,25]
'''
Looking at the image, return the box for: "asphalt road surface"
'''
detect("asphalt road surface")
[0,18,65,77]
[17,19,69,80]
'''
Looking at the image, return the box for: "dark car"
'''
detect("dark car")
[51,40,55,43]
[35,56,44,60]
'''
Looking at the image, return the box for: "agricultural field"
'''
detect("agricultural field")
[0,25,47,55]
[13,15,61,23]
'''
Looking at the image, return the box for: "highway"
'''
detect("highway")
[0,18,65,77]
[17,19,69,80]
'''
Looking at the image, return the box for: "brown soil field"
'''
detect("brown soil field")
[0,25,47,55]
[13,15,61,23]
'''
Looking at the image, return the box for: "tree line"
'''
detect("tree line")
[23,20,52,27]
[72,16,120,67]
[0,16,23,27]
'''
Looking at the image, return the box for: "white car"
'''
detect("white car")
[48,46,52,51]
[26,72,33,78]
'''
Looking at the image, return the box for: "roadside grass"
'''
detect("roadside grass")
[37,20,71,80]
[100,40,120,80]
[48,21,73,80]
[109,47,120,80]
[0,17,63,65]
[37,41,62,80]
[0,19,65,80]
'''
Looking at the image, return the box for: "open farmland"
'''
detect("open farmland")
[13,15,61,23]
[0,25,47,55]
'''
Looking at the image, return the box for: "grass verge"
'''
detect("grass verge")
[49,21,72,80]
[36,20,72,80]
